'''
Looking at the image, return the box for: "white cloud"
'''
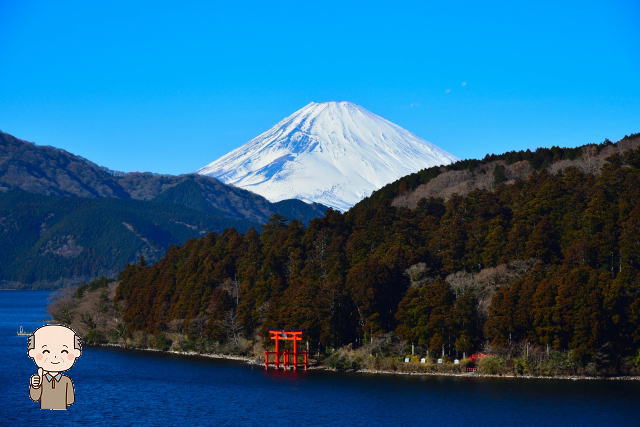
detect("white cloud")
[444,88,452,94]
[461,81,468,87]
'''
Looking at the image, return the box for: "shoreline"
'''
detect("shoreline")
[95,343,263,365]
[92,343,640,382]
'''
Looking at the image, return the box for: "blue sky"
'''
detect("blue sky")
[1,0,638,174]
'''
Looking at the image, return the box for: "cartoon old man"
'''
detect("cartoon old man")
[27,324,81,410]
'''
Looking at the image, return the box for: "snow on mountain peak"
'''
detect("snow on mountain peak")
[197,102,458,211]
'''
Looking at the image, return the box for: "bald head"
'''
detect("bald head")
[28,325,81,372]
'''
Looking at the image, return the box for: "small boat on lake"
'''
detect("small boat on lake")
[17,325,30,336]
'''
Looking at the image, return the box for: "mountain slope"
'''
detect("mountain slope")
[0,131,327,288]
[0,130,129,198]
[356,133,640,213]
[0,131,326,224]
[0,190,253,288]
[197,102,458,211]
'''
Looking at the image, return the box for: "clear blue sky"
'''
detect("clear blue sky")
[1,1,638,174]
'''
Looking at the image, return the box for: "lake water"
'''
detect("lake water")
[1,290,638,426]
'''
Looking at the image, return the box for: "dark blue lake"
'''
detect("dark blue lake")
[1,290,638,426]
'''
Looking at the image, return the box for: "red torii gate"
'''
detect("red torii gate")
[264,330,308,371]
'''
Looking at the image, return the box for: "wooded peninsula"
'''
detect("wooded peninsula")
[52,134,640,377]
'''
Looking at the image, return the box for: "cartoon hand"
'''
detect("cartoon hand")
[30,368,43,388]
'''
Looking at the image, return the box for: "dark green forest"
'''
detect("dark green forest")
[66,136,640,375]
[0,187,325,288]
[0,190,254,287]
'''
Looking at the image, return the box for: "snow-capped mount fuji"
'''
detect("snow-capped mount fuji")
[197,102,458,211]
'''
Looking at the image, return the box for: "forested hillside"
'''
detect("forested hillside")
[0,190,255,288]
[0,131,326,287]
[59,134,640,375]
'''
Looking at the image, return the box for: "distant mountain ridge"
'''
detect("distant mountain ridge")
[0,131,326,224]
[0,131,326,288]
[198,102,458,211]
